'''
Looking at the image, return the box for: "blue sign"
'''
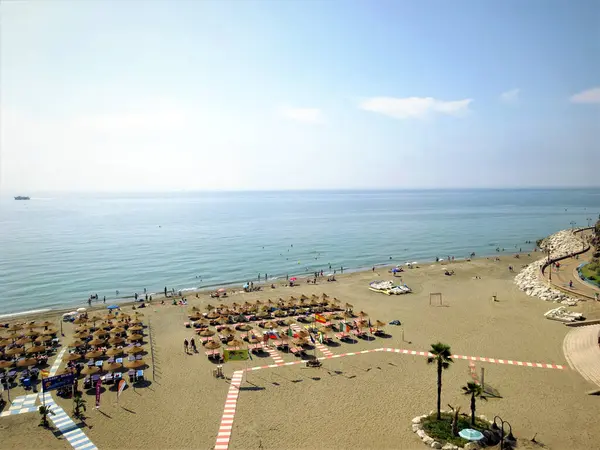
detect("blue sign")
[42,373,75,392]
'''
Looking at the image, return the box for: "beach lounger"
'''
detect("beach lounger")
[103,373,114,385]
[113,372,122,383]
[116,357,123,364]
[95,360,103,367]
[136,370,144,382]
[91,374,101,385]
[184,322,191,328]
[135,354,142,360]
[128,370,135,382]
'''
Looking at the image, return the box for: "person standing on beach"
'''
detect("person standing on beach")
[103,296,106,303]
[258,273,261,281]
[190,338,197,353]
[265,273,267,280]
[184,339,189,354]
[164,286,167,296]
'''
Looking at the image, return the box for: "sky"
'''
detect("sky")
[1,0,599,193]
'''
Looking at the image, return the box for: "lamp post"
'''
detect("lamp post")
[587,217,592,228]
[492,416,514,450]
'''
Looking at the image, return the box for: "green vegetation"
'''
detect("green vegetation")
[581,261,600,283]
[427,342,453,420]
[38,405,55,428]
[422,412,490,447]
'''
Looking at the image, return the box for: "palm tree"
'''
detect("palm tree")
[427,342,453,420]
[38,405,55,428]
[73,392,87,419]
[462,381,487,426]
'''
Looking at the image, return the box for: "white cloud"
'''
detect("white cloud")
[281,107,324,124]
[570,87,600,104]
[500,88,520,104]
[359,96,472,119]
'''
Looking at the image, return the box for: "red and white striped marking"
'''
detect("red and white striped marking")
[215,370,243,450]
[216,347,566,449]
[445,352,564,370]
[264,346,284,364]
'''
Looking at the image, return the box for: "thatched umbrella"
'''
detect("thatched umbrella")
[4,332,20,340]
[35,335,53,344]
[81,366,100,375]
[124,359,147,369]
[205,341,221,350]
[199,329,215,337]
[26,345,47,354]
[0,338,11,346]
[206,312,219,319]
[23,322,38,329]
[273,310,286,317]
[69,340,85,348]
[190,306,200,312]
[5,347,24,356]
[41,328,57,336]
[206,304,215,311]
[64,353,83,362]
[105,314,116,320]
[16,337,32,346]
[247,334,262,344]
[105,348,123,357]
[189,313,202,321]
[128,325,144,332]
[300,294,309,301]
[93,330,108,338]
[73,317,88,325]
[108,336,125,345]
[124,346,144,355]
[128,334,143,341]
[227,339,244,349]
[8,324,23,332]
[216,316,229,325]
[0,360,14,369]
[88,338,106,347]
[236,324,253,332]
[358,311,369,318]
[25,329,40,337]
[110,327,126,334]
[104,361,122,372]
[375,320,386,328]
[17,358,38,367]
[38,321,54,328]
[85,350,104,359]
[322,293,329,299]
[263,321,277,330]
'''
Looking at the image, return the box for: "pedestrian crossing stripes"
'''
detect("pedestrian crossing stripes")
[214,370,243,450]
[41,392,97,450]
[49,347,67,376]
[264,346,284,364]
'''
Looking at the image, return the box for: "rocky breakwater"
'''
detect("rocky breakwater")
[514,229,583,305]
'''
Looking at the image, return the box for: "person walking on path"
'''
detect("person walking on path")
[190,338,197,353]
[184,339,189,354]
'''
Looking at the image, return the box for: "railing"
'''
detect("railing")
[539,227,596,300]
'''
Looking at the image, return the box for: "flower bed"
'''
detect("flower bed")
[412,411,492,449]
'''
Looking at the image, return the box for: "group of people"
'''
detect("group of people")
[183,338,197,354]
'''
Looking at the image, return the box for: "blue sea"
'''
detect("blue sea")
[1,189,599,316]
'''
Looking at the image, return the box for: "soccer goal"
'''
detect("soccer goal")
[429,292,443,306]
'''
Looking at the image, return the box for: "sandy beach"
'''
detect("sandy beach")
[2,252,600,450]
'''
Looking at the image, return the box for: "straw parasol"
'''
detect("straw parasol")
[206,311,219,319]
[26,345,47,354]
[88,338,106,346]
[8,324,23,332]
[132,312,144,318]
[319,326,333,334]
[5,347,24,356]
[128,334,143,341]
[108,336,125,345]
[16,337,32,345]
[85,350,104,359]
[73,317,88,325]
[124,346,144,355]
[189,314,202,321]
[105,348,123,357]
[105,313,116,320]
[93,330,108,337]
[199,329,215,337]
[124,359,146,369]
[104,361,122,372]
[237,324,253,332]
[4,332,20,340]
[41,328,57,335]
[73,331,88,339]
[263,321,277,329]
[81,366,100,375]
[23,322,38,329]
[25,329,40,337]
[227,339,244,349]
[375,320,386,328]
[0,360,14,369]
[39,321,54,328]
[64,353,83,361]
[110,326,126,334]
[204,341,221,350]
[247,335,262,344]
[294,337,309,346]
[0,338,11,346]
[69,340,85,348]
[17,357,38,367]
[358,311,369,318]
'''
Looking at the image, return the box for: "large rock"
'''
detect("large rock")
[412,423,422,432]
[514,229,583,305]
[430,442,442,449]
[464,442,481,450]
[423,435,434,445]
[417,429,426,439]
[412,417,422,424]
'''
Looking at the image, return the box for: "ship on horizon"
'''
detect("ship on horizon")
[14,196,30,200]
